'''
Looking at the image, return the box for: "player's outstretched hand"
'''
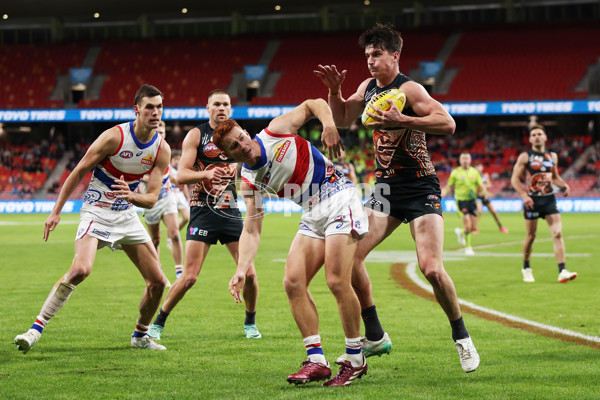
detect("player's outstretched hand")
[43,213,60,241]
[321,125,344,160]
[313,64,347,94]
[229,272,246,303]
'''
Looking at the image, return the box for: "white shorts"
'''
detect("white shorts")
[298,187,369,240]
[174,191,189,211]
[143,191,178,225]
[76,207,151,251]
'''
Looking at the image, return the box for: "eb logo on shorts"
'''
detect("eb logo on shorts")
[189,227,208,236]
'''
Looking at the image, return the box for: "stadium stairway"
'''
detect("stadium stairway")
[35,151,73,199]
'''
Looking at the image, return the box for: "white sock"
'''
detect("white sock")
[345,337,363,367]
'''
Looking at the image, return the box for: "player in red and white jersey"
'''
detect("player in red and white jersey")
[168,150,191,231]
[14,85,171,354]
[214,99,369,387]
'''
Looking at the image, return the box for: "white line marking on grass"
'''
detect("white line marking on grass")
[405,261,600,344]
[0,221,79,226]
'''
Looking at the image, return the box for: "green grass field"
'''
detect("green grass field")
[1,212,599,399]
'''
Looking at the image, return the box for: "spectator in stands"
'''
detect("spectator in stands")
[473,163,509,234]
[314,22,479,373]
[510,124,577,284]
[14,84,171,354]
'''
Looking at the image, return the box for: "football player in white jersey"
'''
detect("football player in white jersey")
[14,85,171,353]
[169,149,191,232]
[213,99,369,387]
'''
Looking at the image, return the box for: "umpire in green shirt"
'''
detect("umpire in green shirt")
[442,152,486,255]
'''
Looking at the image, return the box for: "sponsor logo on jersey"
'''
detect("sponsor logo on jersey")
[354,221,361,229]
[427,194,439,201]
[136,151,143,156]
[119,150,133,159]
[203,143,221,158]
[141,153,154,165]
[334,214,345,229]
[275,140,291,163]
[104,191,116,200]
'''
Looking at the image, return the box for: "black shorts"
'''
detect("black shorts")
[186,205,243,244]
[477,195,491,206]
[457,199,478,217]
[524,195,559,220]
[365,175,443,224]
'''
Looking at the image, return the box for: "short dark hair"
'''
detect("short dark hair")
[359,23,403,55]
[208,89,230,103]
[134,84,163,106]
[529,124,546,134]
[213,119,242,152]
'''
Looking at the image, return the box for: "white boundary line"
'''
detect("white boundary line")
[405,261,600,344]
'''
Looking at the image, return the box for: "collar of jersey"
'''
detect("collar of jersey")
[129,121,159,149]
[243,136,267,170]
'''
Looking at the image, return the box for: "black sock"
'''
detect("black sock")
[558,262,565,273]
[153,309,169,327]
[245,311,256,325]
[450,316,469,341]
[361,305,384,341]
[523,260,530,269]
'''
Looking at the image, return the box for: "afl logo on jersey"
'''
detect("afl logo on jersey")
[119,150,133,159]
[203,143,221,158]
[530,160,542,171]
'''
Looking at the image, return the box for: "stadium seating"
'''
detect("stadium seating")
[80,37,267,108]
[0,42,87,109]
[251,29,449,105]
[437,22,600,102]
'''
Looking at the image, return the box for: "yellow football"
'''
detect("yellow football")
[361,88,406,127]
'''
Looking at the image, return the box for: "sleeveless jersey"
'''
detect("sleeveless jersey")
[525,149,555,197]
[83,121,163,212]
[364,73,436,183]
[189,121,238,208]
[241,128,352,207]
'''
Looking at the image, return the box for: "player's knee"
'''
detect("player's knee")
[421,265,443,287]
[283,276,303,298]
[526,232,536,242]
[245,271,258,286]
[552,230,562,240]
[181,275,197,290]
[325,275,348,297]
[68,267,91,284]
[170,231,181,243]
[147,278,166,294]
